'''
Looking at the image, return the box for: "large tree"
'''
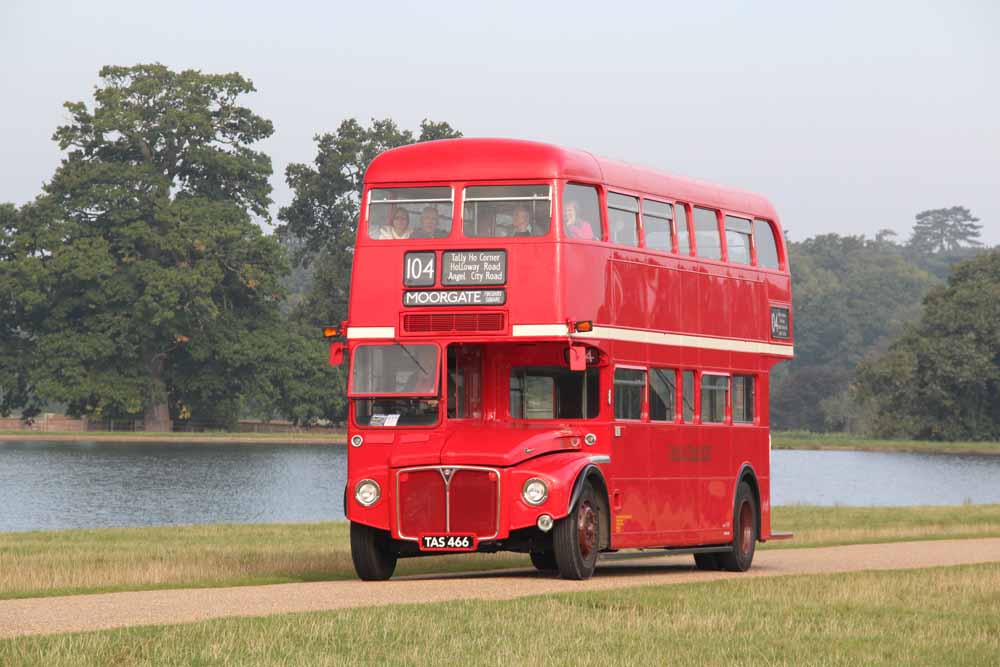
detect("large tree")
[14,64,286,431]
[277,118,462,328]
[855,249,1000,441]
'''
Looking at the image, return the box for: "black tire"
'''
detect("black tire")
[529,550,558,572]
[553,480,602,580]
[717,481,757,572]
[350,521,398,581]
[693,553,721,570]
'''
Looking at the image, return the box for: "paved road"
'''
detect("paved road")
[2,538,999,639]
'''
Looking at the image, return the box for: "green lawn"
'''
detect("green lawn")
[2,504,999,600]
[3,564,998,666]
[773,430,1000,455]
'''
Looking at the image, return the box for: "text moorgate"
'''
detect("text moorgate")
[403,289,506,306]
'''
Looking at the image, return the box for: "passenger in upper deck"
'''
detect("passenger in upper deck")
[411,206,447,239]
[563,200,595,240]
[378,208,412,239]
[509,206,533,237]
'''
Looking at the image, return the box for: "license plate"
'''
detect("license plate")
[418,533,478,552]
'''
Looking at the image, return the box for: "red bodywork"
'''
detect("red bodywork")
[342,138,793,552]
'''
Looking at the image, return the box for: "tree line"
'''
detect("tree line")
[1,64,996,439]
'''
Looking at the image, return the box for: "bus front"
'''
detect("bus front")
[341,161,611,581]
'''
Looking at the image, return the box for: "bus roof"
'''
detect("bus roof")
[365,137,779,220]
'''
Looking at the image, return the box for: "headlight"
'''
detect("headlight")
[522,478,548,506]
[355,479,381,507]
[350,434,364,447]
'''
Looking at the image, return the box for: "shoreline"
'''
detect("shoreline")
[3,431,997,456]
[0,432,346,445]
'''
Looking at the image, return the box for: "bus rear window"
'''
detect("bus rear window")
[462,185,551,238]
[368,187,452,240]
[510,366,599,420]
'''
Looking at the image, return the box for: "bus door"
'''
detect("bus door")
[447,344,482,420]
[697,372,733,539]
[609,366,651,544]
[647,367,700,544]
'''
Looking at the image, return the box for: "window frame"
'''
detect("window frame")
[365,186,455,241]
[613,365,647,422]
[640,198,675,254]
[561,182,605,243]
[648,367,678,423]
[753,218,783,270]
[732,374,756,425]
[607,191,641,248]
[699,371,730,425]
[460,183,553,239]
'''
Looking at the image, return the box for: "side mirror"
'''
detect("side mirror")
[567,345,587,371]
[329,342,345,366]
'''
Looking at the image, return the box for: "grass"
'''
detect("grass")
[2,563,998,665]
[773,430,1000,455]
[2,504,999,601]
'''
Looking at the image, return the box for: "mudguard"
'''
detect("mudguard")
[507,452,610,532]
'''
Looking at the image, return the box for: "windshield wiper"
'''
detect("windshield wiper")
[396,343,428,376]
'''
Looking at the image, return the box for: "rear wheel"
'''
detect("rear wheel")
[693,553,721,570]
[350,521,398,581]
[717,481,758,572]
[553,480,602,580]
[529,550,558,572]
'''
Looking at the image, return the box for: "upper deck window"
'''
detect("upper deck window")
[562,184,601,241]
[462,185,551,238]
[607,193,639,247]
[754,219,781,269]
[368,187,453,240]
[642,200,674,253]
[676,203,691,255]
[725,215,753,265]
[693,207,722,260]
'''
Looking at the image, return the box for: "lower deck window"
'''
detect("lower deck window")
[614,368,645,420]
[510,366,599,419]
[649,368,676,422]
[732,375,755,423]
[700,374,728,423]
[354,398,439,427]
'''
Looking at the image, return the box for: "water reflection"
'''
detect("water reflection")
[1,441,999,532]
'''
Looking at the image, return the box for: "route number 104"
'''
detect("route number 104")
[404,252,436,286]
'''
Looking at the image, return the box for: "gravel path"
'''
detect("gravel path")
[2,538,999,639]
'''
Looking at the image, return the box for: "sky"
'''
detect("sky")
[2,0,997,244]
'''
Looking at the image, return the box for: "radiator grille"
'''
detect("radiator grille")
[402,312,505,335]
[396,466,500,540]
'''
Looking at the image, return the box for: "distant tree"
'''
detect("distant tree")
[770,234,935,431]
[908,206,983,254]
[856,249,1000,440]
[14,64,286,431]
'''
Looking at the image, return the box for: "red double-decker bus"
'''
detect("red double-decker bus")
[333,138,793,580]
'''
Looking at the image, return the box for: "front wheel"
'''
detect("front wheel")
[553,480,602,580]
[717,481,758,572]
[350,522,398,581]
[529,550,558,572]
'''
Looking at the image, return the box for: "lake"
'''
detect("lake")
[1,440,999,532]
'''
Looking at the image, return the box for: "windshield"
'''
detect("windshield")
[368,187,453,240]
[462,185,551,238]
[351,344,439,395]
